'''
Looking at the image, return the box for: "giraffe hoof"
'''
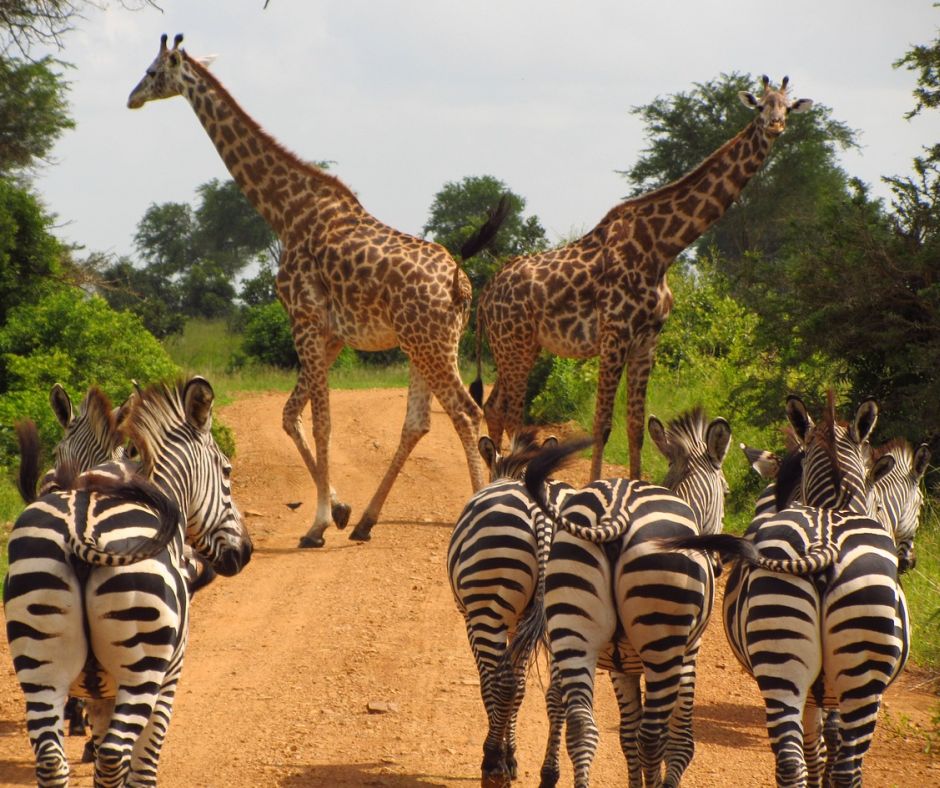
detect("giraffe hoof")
[332,502,352,530]
[348,520,375,542]
[298,533,326,548]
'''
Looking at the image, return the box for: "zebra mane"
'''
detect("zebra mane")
[872,438,913,467]
[78,385,120,454]
[805,389,845,501]
[659,407,708,489]
[492,428,544,481]
[121,380,192,477]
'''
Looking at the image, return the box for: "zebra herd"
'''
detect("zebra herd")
[0,382,930,787]
[449,395,930,787]
[4,377,252,787]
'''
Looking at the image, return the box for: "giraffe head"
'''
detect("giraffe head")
[127,33,215,109]
[738,75,813,137]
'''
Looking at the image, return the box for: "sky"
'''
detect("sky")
[29,0,940,260]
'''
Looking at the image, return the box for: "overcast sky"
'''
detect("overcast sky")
[31,0,940,260]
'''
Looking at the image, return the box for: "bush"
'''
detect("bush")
[0,287,179,467]
[241,301,297,368]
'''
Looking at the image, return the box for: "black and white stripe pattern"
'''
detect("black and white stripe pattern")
[4,377,252,787]
[448,429,570,787]
[664,394,919,788]
[521,409,731,788]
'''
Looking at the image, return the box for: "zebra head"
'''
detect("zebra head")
[871,440,931,572]
[648,408,732,535]
[785,392,895,516]
[50,384,123,488]
[478,428,558,483]
[123,377,252,577]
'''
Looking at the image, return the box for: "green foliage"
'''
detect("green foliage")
[0,56,73,174]
[98,256,184,338]
[239,257,278,307]
[904,502,940,670]
[528,356,597,425]
[895,21,940,119]
[241,301,298,369]
[0,287,179,465]
[211,420,236,460]
[0,179,62,323]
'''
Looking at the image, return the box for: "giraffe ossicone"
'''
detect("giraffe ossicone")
[129,34,505,547]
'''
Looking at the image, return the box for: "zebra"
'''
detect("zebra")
[4,376,253,787]
[448,428,571,788]
[518,408,731,788]
[661,393,919,787]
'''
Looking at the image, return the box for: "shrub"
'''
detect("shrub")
[0,287,179,467]
[241,301,297,368]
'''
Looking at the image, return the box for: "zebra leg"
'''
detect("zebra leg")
[663,652,700,787]
[802,704,825,788]
[538,662,564,788]
[822,710,840,786]
[504,661,529,780]
[467,623,514,788]
[828,696,885,788]
[127,659,185,787]
[609,670,643,788]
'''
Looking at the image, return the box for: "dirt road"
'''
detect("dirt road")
[1,388,937,786]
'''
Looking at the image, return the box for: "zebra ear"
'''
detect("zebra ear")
[785,396,814,445]
[50,383,73,428]
[183,376,215,432]
[870,454,896,486]
[851,398,879,444]
[741,443,780,479]
[706,418,732,468]
[648,416,671,459]
[912,444,931,482]
[478,436,498,470]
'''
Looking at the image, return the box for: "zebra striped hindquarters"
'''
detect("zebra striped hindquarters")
[664,394,918,788]
[520,409,731,788]
[448,429,572,788]
[3,376,252,788]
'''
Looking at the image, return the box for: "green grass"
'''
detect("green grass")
[904,502,940,671]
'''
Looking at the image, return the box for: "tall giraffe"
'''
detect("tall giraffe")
[474,75,813,480]
[128,34,497,547]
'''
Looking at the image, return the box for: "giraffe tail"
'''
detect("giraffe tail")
[469,314,484,406]
[458,192,511,259]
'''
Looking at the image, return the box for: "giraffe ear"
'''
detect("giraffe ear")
[789,98,814,114]
[738,91,760,110]
[196,55,217,68]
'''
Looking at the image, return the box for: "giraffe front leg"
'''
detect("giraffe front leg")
[285,343,350,548]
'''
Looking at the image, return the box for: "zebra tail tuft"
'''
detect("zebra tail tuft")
[14,420,41,504]
[524,436,592,517]
[70,471,182,565]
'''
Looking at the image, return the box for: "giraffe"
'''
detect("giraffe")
[128,34,498,547]
[473,75,813,481]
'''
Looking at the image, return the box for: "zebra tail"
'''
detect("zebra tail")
[524,437,593,517]
[15,420,41,504]
[657,533,839,576]
[70,471,183,565]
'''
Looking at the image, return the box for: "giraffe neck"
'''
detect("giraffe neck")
[602,120,773,272]
[181,56,360,238]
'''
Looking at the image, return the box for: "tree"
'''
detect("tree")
[97,256,184,338]
[0,1,160,56]
[620,73,858,286]
[423,175,548,290]
[0,56,73,174]
[0,179,62,323]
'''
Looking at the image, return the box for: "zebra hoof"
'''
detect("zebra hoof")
[298,533,326,548]
[332,502,352,530]
[482,773,511,788]
[538,767,560,788]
